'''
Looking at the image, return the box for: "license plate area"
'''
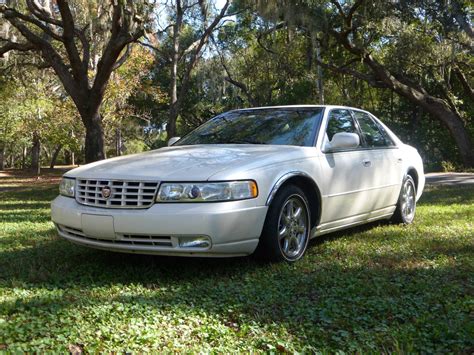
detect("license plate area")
[81,214,115,240]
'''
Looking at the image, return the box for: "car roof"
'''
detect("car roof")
[232,105,369,112]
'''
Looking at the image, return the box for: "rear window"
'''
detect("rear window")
[353,111,395,148]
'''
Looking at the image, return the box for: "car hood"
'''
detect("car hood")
[65,144,309,181]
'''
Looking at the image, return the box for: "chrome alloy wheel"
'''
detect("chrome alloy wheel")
[401,178,416,223]
[277,194,310,260]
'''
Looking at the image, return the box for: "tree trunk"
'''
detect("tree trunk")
[31,131,41,175]
[166,1,183,140]
[167,104,179,139]
[319,22,474,167]
[83,112,105,163]
[22,145,27,169]
[50,145,62,169]
[424,103,474,167]
[42,146,51,162]
[314,36,325,104]
[0,142,5,170]
[343,52,474,168]
[64,150,71,165]
[362,54,474,167]
[115,128,122,156]
[9,153,14,168]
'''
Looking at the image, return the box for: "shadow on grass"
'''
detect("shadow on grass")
[0,236,472,352]
[0,183,473,351]
[419,185,474,206]
[0,210,52,224]
[0,186,57,201]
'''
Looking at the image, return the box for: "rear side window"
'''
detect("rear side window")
[353,111,394,148]
[326,109,360,142]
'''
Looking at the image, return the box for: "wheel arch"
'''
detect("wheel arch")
[266,172,322,228]
[406,167,419,191]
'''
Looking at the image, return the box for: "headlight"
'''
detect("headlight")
[156,181,258,202]
[59,177,75,197]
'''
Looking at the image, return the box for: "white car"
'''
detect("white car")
[51,105,424,262]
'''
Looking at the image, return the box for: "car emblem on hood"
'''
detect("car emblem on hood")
[101,186,112,199]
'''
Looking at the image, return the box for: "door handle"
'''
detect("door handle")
[362,159,371,167]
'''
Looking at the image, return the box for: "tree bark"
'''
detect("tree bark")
[167,0,183,139]
[167,104,179,139]
[49,144,62,169]
[314,37,325,104]
[9,153,14,168]
[31,131,41,175]
[0,142,5,170]
[84,112,106,163]
[64,150,71,165]
[22,145,27,169]
[115,128,122,156]
[420,101,474,166]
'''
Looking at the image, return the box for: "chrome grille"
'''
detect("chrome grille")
[76,179,159,208]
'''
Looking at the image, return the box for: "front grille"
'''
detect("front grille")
[76,179,159,208]
[121,234,173,247]
[58,225,86,238]
[57,224,173,247]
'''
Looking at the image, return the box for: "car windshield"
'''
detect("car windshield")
[175,108,324,147]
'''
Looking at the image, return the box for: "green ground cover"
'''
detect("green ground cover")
[0,173,473,352]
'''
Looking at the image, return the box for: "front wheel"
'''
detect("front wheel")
[257,185,311,262]
[391,175,417,224]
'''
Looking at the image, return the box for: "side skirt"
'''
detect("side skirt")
[310,206,396,238]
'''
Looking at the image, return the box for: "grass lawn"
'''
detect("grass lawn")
[0,171,473,352]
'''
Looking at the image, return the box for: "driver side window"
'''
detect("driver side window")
[325,109,361,147]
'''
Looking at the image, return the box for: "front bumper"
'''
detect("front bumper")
[51,196,268,257]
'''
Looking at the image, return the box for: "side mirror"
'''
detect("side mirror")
[326,132,360,151]
[167,137,181,146]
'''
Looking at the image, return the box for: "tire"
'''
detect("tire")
[391,175,417,224]
[257,184,311,262]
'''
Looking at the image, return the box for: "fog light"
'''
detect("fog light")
[178,236,211,249]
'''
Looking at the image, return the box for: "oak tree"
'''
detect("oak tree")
[0,0,151,162]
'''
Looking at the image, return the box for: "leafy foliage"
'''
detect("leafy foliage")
[1,0,473,169]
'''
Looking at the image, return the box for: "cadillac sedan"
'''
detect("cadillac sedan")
[51,105,424,262]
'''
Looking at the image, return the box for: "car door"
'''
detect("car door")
[352,110,403,209]
[318,108,376,226]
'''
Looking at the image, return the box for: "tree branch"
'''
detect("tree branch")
[453,66,474,102]
[56,0,87,84]
[214,39,258,106]
[347,0,364,28]
[451,0,474,40]
[1,7,63,42]
[315,58,388,88]
[257,22,286,54]
[2,8,81,105]
[330,0,345,19]
[112,44,132,71]
[90,3,144,112]
[176,0,231,107]
[0,40,36,58]
[25,0,62,27]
